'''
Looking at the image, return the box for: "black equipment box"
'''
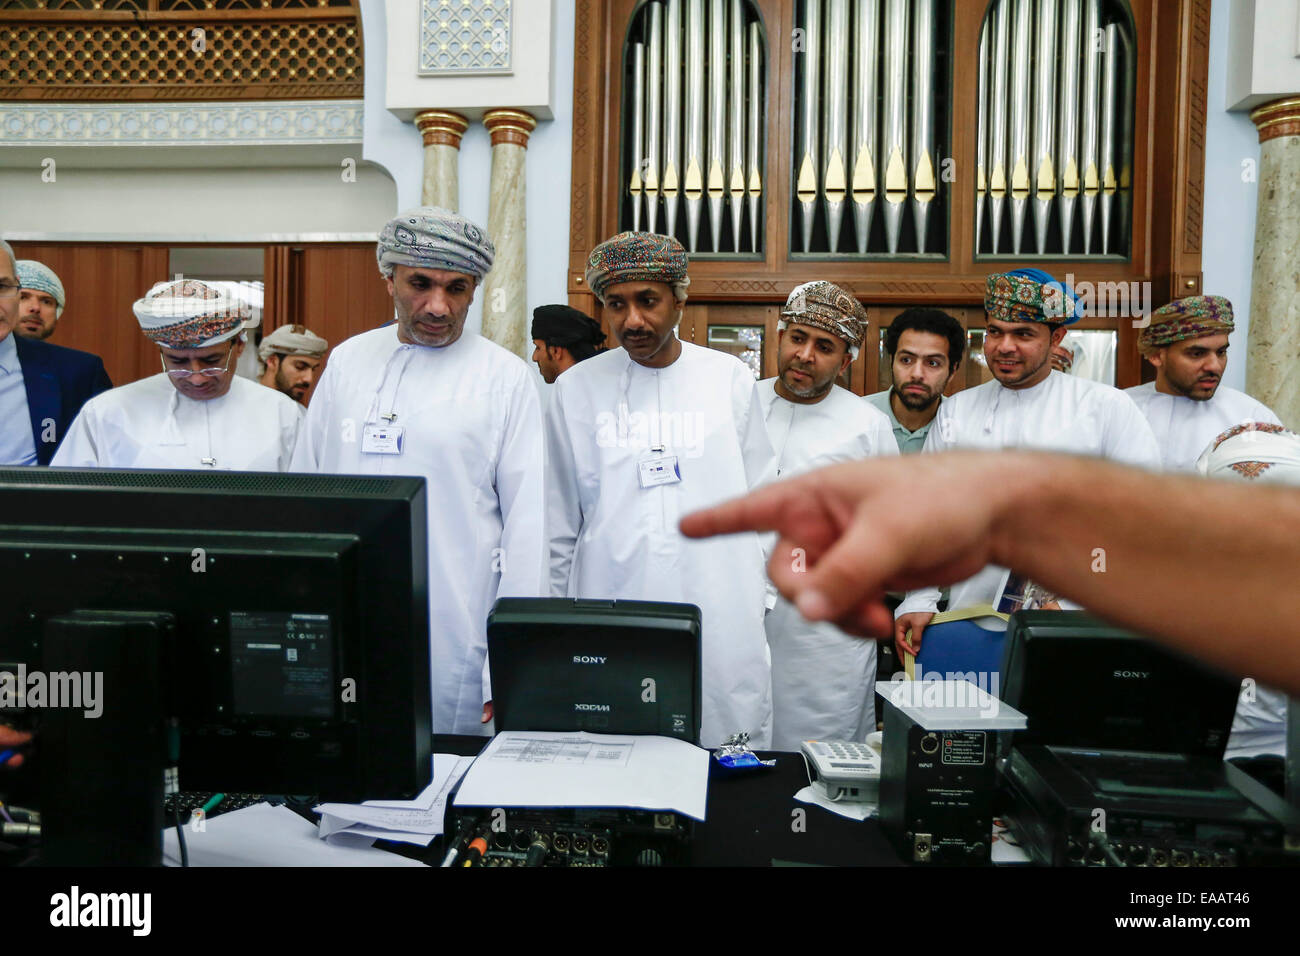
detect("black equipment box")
[999,611,1299,866]
[486,597,702,744]
[877,681,1025,865]
[447,805,691,867]
[1003,743,1298,867]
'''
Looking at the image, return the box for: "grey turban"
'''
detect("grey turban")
[376,206,495,280]
[258,323,328,363]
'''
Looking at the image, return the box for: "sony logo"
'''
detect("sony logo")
[573,655,607,664]
[1113,670,1151,679]
[575,703,610,712]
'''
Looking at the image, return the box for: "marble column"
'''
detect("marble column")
[480,109,538,360]
[415,110,469,210]
[1247,97,1300,429]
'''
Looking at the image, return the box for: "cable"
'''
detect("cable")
[460,835,488,867]
[173,807,189,868]
[0,802,13,824]
[1088,830,1125,867]
[200,793,225,816]
[440,820,476,868]
[524,833,550,867]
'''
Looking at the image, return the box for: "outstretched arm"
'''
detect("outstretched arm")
[681,451,1300,694]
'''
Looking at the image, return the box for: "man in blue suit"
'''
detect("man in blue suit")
[0,240,111,466]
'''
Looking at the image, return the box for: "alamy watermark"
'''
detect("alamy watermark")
[0,664,103,719]
[884,671,1000,718]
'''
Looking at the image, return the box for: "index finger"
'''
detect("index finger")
[680,477,813,539]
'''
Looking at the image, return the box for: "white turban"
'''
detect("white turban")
[133,279,248,349]
[258,324,328,363]
[1195,421,1300,485]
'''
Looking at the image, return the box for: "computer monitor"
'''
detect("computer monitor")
[999,610,1241,759]
[486,597,702,744]
[0,467,431,803]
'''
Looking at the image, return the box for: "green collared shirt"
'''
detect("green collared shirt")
[864,389,939,455]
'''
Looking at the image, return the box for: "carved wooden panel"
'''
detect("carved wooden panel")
[0,2,362,101]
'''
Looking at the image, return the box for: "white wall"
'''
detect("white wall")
[1203,0,1262,394]
[0,153,397,240]
[360,0,575,341]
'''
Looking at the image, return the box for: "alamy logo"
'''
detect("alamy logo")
[573,656,606,664]
[50,886,151,936]
[0,665,102,718]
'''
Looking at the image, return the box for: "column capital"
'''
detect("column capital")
[415,109,470,148]
[483,109,538,148]
[1250,96,1300,143]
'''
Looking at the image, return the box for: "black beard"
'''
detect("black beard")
[892,385,939,411]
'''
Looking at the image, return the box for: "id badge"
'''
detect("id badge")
[637,453,681,488]
[362,423,405,455]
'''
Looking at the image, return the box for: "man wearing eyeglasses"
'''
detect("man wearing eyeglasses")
[0,239,111,466]
[52,278,302,470]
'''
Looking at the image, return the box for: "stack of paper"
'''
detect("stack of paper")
[163,803,428,867]
[452,731,709,821]
[314,754,476,847]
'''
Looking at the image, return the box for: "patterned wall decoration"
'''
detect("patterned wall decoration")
[0,100,363,146]
[0,1,355,10]
[418,0,512,75]
[0,10,362,101]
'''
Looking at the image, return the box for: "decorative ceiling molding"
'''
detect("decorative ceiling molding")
[0,100,364,146]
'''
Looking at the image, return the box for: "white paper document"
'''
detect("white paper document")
[162,803,427,867]
[453,731,709,821]
[794,785,878,822]
[314,753,475,847]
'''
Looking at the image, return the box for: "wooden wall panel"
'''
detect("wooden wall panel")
[8,242,389,400]
[8,242,168,388]
[281,243,394,396]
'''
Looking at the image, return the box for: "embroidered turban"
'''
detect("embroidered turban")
[985,268,1082,326]
[585,232,690,303]
[133,279,248,349]
[1138,295,1234,355]
[376,206,495,280]
[1195,421,1300,485]
[779,280,868,357]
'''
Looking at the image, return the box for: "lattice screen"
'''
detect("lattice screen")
[0,1,354,9]
[0,9,362,99]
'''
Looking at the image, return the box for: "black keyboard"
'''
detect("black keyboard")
[164,792,267,820]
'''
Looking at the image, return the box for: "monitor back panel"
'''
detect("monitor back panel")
[487,598,702,744]
[1000,611,1240,759]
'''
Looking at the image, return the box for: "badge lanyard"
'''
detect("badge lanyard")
[622,361,682,518]
[361,346,415,456]
[162,389,218,467]
[773,400,798,478]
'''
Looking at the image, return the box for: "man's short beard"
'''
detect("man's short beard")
[782,366,836,400]
[891,384,939,411]
[274,365,303,398]
[1164,368,1220,402]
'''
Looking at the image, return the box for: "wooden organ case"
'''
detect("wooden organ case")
[568,0,1210,393]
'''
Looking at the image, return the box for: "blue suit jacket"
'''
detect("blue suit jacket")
[13,335,113,465]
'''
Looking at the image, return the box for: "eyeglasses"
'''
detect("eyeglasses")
[0,281,20,299]
[161,341,238,379]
